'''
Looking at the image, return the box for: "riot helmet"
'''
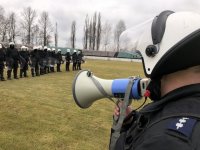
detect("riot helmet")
[21,46,26,51]
[120,10,200,79]
[9,42,15,49]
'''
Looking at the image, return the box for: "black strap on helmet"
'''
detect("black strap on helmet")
[145,10,175,58]
[151,10,175,45]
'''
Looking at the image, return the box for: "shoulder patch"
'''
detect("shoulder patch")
[167,117,197,137]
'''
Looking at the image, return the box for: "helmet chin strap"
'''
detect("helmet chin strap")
[145,78,161,101]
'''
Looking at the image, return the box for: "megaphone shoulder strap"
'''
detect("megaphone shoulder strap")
[109,79,135,150]
[90,74,115,102]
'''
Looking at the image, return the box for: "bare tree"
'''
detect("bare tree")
[0,5,4,20]
[70,20,76,48]
[21,7,37,45]
[102,21,112,51]
[92,12,97,50]
[38,11,53,46]
[46,34,52,46]
[1,20,9,42]
[0,5,5,31]
[114,20,126,52]
[1,18,10,42]
[96,12,101,50]
[89,19,92,50]
[83,14,89,50]
[55,22,58,49]
[32,24,40,45]
[0,6,8,42]
[7,12,17,42]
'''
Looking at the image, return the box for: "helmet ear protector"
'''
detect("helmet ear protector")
[145,10,174,57]
[144,11,174,101]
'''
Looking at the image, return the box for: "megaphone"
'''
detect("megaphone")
[72,70,150,109]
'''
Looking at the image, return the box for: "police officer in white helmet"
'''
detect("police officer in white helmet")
[19,46,29,78]
[65,49,71,71]
[6,42,20,79]
[49,48,56,72]
[72,49,77,71]
[56,49,63,72]
[112,10,200,150]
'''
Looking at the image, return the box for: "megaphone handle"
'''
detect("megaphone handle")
[109,79,134,150]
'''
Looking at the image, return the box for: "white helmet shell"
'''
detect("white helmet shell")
[33,46,38,50]
[121,11,200,78]
[47,48,51,51]
[38,45,43,50]
[21,46,26,50]
[9,42,15,46]
[67,49,70,53]
[0,44,2,49]
[57,49,61,52]
[74,49,77,53]
[44,46,48,50]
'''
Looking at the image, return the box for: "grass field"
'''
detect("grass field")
[0,59,145,150]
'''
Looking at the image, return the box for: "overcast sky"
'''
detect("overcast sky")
[1,0,200,48]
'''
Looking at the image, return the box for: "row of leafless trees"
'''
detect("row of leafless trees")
[70,12,126,51]
[82,12,102,51]
[0,5,127,51]
[82,12,126,51]
[0,5,52,46]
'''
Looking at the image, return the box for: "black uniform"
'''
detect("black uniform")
[6,46,20,79]
[56,52,63,72]
[0,47,6,81]
[43,49,48,74]
[49,51,56,72]
[38,50,45,75]
[72,52,77,71]
[30,49,40,77]
[65,52,71,71]
[19,50,29,77]
[77,52,83,70]
[113,84,200,150]
[46,51,51,73]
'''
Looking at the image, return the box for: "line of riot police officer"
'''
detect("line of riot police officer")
[66,49,84,71]
[0,42,65,81]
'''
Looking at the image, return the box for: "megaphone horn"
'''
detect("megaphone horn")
[72,70,150,109]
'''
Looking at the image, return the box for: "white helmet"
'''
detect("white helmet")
[0,44,2,49]
[21,46,26,50]
[120,10,200,79]
[9,42,15,46]
[47,48,51,51]
[44,46,48,50]
[33,46,38,50]
[67,49,70,53]
[57,49,61,52]
[74,49,77,53]
[38,45,43,50]
[52,48,55,51]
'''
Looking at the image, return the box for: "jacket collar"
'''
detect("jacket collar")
[140,83,200,113]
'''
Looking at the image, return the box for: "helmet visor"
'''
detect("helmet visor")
[120,18,153,52]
